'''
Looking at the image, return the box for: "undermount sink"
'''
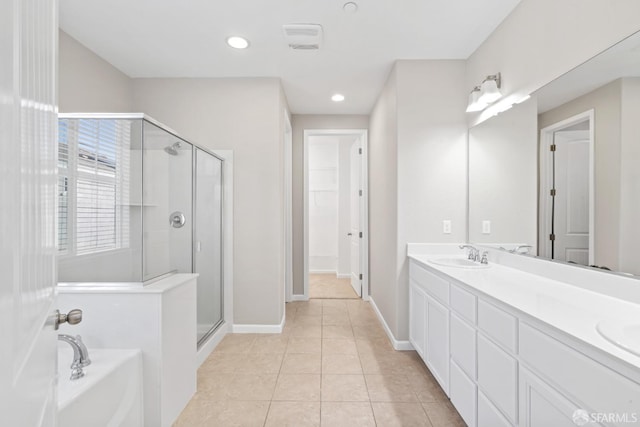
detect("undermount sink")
[427,256,490,269]
[596,320,640,357]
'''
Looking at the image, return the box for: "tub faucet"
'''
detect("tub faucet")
[58,334,91,380]
[459,245,479,261]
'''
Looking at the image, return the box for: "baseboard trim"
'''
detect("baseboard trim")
[196,322,229,367]
[336,274,350,279]
[369,297,414,351]
[309,270,337,274]
[232,313,285,334]
[290,294,309,301]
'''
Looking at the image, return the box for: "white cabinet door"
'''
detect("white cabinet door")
[425,294,450,395]
[409,281,427,358]
[451,359,477,427]
[478,391,513,427]
[519,367,584,427]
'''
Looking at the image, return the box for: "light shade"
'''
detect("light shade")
[331,94,345,102]
[466,87,486,112]
[478,75,502,104]
[226,36,249,49]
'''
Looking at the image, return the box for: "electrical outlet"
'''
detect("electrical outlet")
[482,220,491,234]
[443,220,452,234]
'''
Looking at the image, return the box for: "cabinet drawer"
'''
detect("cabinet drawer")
[478,334,518,424]
[450,312,476,378]
[450,360,477,427]
[451,283,477,324]
[519,322,640,417]
[410,261,449,305]
[478,299,517,353]
[478,390,513,427]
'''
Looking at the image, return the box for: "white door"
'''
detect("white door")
[553,131,590,265]
[0,0,58,425]
[349,140,362,297]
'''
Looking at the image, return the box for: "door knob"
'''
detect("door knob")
[54,309,83,330]
[170,211,186,228]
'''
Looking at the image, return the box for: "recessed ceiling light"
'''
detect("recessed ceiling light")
[343,2,358,13]
[331,94,345,102]
[226,36,249,49]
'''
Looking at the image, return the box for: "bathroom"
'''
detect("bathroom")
[2,0,640,426]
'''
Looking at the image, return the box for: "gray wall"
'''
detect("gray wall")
[368,60,468,341]
[59,31,133,112]
[291,114,369,296]
[132,78,286,326]
[368,67,399,336]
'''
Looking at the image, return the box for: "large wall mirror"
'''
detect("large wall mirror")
[469,30,640,277]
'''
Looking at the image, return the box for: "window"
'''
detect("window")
[58,119,131,256]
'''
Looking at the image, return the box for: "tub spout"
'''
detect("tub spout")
[58,334,91,380]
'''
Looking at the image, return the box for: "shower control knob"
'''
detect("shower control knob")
[54,309,83,330]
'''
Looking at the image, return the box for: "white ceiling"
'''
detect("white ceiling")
[60,0,521,114]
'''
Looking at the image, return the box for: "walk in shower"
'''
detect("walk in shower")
[57,114,224,346]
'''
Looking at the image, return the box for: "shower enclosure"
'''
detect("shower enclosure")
[57,114,224,346]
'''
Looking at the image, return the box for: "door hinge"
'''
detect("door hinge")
[550,189,556,196]
[359,273,363,280]
[358,148,362,154]
[359,232,363,238]
[359,190,362,196]
[550,144,557,152]
[550,234,556,241]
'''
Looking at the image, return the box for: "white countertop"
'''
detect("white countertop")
[408,251,640,371]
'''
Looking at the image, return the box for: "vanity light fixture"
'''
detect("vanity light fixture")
[226,36,249,49]
[331,93,345,102]
[466,86,487,112]
[478,73,502,104]
[466,73,503,113]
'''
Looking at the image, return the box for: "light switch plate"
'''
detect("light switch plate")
[482,220,491,234]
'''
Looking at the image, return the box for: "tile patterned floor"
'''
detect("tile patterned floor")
[309,274,359,299]
[174,299,465,426]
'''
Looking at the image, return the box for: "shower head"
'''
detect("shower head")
[164,142,181,156]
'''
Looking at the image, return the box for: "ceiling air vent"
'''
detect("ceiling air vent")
[282,24,323,50]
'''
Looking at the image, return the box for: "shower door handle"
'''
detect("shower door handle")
[170,211,186,228]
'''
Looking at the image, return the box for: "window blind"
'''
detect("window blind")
[58,118,131,256]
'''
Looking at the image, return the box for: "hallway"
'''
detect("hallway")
[175,299,464,426]
[309,274,359,299]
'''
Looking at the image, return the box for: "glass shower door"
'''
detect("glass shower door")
[142,121,193,281]
[194,148,223,345]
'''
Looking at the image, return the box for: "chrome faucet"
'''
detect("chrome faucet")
[513,245,532,254]
[58,334,91,380]
[459,245,479,261]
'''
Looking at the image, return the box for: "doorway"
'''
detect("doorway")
[303,129,369,300]
[539,110,594,266]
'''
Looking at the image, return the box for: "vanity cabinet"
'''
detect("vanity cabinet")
[408,258,640,427]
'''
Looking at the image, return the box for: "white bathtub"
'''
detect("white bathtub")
[58,346,143,427]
